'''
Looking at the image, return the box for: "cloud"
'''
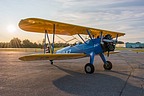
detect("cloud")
[54,0,144,22]
[53,0,144,43]
[36,0,144,42]
[55,0,135,6]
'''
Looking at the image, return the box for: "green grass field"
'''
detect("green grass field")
[115,47,130,50]
[132,49,144,52]
[116,47,144,52]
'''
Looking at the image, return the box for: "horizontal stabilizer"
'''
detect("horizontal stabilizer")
[104,51,120,55]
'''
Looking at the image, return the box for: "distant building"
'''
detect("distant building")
[126,42,144,48]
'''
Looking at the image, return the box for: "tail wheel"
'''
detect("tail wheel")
[50,60,53,65]
[85,63,95,74]
[103,61,112,70]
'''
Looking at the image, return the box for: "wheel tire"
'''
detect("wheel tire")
[103,61,112,70]
[85,63,95,74]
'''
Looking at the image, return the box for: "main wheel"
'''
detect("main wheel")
[85,63,95,74]
[103,61,112,70]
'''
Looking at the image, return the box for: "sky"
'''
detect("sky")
[0,0,144,43]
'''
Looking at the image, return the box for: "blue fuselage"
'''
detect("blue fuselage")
[56,38,103,56]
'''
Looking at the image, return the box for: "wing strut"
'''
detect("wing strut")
[44,31,47,54]
[51,24,56,54]
[78,34,87,44]
[56,35,77,43]
[45,30,51,45]
[115,34,118,43]
[86,29,93,40]
[44,30,51,54]
[100,31,103,44]
[43,24,56,55]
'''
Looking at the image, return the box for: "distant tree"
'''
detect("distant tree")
[117,41,124,44]
[10,38,22,48]
[54,43,69,48]
[4,43,10,48]
[136,42,141,44]
[0,37,54,48]
[22,39,33,48]
[33,42,37,48]
[0,43,4,48]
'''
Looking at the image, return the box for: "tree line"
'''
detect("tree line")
[0,37,124,48]
[0,38,69,48]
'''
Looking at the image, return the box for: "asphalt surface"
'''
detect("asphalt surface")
[0,50,144,96]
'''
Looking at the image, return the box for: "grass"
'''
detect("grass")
[115,47,130,50]
[116,47,144,53]
[132,49,144,52]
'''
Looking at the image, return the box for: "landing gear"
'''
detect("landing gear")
[103,61,112,70]
[85,63,95,74]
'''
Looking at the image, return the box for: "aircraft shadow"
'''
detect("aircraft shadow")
[52,65,143,96]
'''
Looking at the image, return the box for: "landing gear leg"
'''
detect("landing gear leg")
[99,53,113,70]
[84,52,95,74]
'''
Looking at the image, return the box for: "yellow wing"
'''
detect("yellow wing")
[19,18,125,38]
[19,53,87,61]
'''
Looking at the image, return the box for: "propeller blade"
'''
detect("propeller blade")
[107,51,110,57]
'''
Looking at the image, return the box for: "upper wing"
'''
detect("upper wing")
[19,53,87,61]
[19,18,125,38]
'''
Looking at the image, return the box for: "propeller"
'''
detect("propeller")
[102,34,116,57]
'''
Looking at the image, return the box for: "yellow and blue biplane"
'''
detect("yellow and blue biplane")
[19,18,125,74]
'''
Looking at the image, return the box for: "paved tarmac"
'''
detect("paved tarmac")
[0,50,144,96]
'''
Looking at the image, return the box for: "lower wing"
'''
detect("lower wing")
[19,53,87,61]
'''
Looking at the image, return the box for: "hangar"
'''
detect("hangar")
[126,42,144,48]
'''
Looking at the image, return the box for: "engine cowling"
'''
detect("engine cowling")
[102,34,115,52]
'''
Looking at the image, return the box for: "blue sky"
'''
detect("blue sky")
[0,0,144,43]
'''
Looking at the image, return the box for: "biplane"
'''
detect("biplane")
[19,18,125,74]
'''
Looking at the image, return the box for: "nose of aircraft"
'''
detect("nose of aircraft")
[102,34,116,52]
